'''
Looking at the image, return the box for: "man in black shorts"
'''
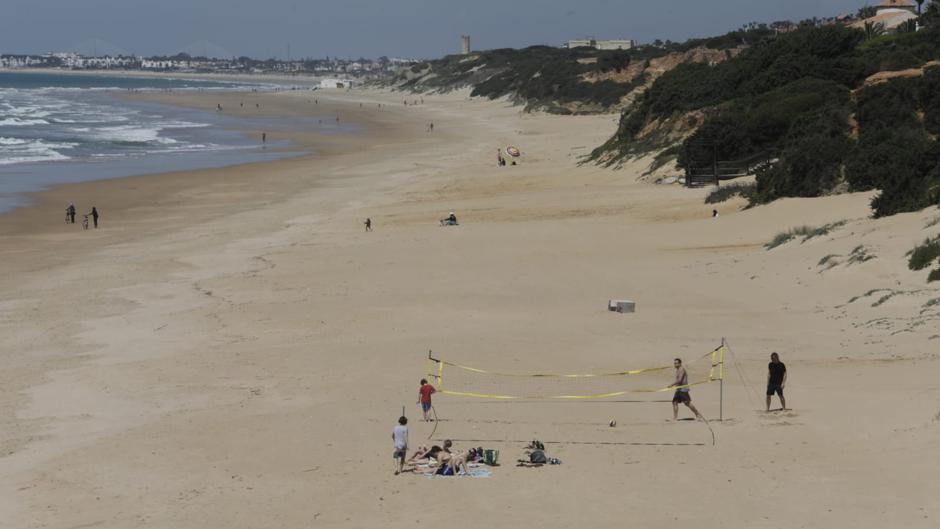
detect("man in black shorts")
[766,352,787,411]
[671,358,702,421]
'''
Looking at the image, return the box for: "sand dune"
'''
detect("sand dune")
[1,88,938,528]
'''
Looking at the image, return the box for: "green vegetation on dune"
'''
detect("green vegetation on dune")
[764,220,850,250]
[395,46,645,113]
[909,236,940,270]
[908,236,940,282]
[388,28,774,114]
[598,23,940,218]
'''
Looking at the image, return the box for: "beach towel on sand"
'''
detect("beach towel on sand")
[425,468,493,479]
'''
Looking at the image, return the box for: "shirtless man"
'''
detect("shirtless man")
[670,358,703,421]
[766,352,788,411]
[407,444,443,463]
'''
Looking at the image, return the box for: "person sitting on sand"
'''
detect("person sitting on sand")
[408,445,444,463]
[433,440,468,476]
[439,212,458,226]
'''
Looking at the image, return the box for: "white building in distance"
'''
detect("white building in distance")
[319,78,354,89]
[851,0,920,32]
[566,38,637,50]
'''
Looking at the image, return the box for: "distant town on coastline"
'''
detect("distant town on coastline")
[0,52,421,81]
[1,1,928,80]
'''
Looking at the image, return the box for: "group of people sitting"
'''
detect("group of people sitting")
[406,439,479,476]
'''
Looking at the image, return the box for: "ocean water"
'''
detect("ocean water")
[0,72,335,214]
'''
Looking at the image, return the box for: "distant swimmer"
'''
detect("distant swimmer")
[364,217,372,232]
[670,358,702,421]
[766,352,787,411]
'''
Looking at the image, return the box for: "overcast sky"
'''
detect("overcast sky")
[0,0,872,59]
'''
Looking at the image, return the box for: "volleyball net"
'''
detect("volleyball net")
[426,344,725,400]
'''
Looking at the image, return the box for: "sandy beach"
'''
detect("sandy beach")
[1,88,938,528]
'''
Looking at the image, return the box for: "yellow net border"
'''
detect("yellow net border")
[426,345,725,400]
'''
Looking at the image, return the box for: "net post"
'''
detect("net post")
[719,338,725,421]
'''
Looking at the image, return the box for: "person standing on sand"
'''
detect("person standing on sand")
[392,416,408,475]
[364,217,372,232]
[89,207,99,229]
[67,203,76,224]
[670,358,702,421]
[262,132,266,146]
[766,352,787,411]
[418,379,436,421]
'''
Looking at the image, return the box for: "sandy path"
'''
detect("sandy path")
[1,88,938,528]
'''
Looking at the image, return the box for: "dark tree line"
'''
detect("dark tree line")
[602,23,940,217]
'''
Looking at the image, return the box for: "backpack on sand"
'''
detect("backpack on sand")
[529,449,547,464]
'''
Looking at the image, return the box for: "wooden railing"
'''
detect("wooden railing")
[685,150,777,187]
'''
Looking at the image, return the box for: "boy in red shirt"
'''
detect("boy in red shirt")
[418,379,436,422]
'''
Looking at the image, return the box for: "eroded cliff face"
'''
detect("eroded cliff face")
[385,46,745,116]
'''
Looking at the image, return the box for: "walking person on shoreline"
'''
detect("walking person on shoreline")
[364,217,372,232]
[89,207,99,229]
[766,352,788,411]
[67,203,76,224]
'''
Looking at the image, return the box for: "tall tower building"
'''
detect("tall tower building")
[461,35,471,55]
